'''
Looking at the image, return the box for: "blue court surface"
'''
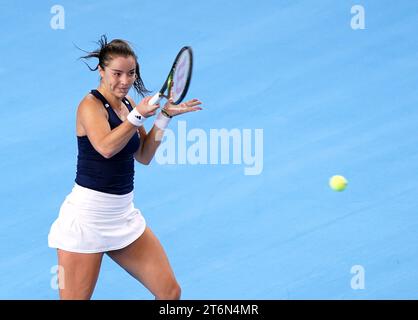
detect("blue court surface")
[1,0,418,299]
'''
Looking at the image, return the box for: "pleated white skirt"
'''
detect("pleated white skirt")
[48,183,146,253]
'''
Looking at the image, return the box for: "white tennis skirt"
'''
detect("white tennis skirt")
[48,183,146,253]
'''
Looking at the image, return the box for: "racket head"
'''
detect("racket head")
[164,46,193,105]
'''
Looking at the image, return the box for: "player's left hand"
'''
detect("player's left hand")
[162,98,203,117]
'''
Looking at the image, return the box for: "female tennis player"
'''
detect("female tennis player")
[48,36,202,300]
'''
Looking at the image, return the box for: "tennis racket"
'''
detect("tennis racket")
[149,46,193,106]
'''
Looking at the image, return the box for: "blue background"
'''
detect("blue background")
[1,0,417,299]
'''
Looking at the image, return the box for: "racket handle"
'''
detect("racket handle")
[149,93,161,106]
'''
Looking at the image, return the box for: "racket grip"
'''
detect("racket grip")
[149,93,161,106]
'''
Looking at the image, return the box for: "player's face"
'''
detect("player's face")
[99,55,137,98]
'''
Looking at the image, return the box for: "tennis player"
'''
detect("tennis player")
[48,36,202,300]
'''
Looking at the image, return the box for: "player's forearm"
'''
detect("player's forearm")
[135,125,163,165]
[99,121,138,158]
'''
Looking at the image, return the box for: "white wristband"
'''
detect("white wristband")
[127,108,145,127]
[154,112,171,130]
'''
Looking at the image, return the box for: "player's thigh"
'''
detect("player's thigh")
[57,249,104,300]
[106,227,180,298]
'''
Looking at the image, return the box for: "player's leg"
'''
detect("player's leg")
[106,227,181,300]
[57,249,104,300]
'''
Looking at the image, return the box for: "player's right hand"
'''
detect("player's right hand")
[135,96,160,118]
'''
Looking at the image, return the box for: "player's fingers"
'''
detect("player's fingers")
[181,106,202,113]
[142,96,153,104]
[184,99,202,107]
[150,103,160,111]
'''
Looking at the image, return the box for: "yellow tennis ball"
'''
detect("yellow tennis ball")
[329,175,348,192]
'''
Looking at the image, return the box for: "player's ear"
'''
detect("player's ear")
[98,65,105,79]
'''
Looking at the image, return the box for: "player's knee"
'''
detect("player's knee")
[171,283,181,300]
[59,287,94,300]
[156,282,181,300]
[58,279,97,300]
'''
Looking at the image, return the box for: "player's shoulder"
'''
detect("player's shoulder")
[77,93,107,117]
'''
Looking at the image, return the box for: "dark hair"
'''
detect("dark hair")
[78,35,150,97]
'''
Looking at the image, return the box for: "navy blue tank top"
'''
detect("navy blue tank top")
[75,90,140,195]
